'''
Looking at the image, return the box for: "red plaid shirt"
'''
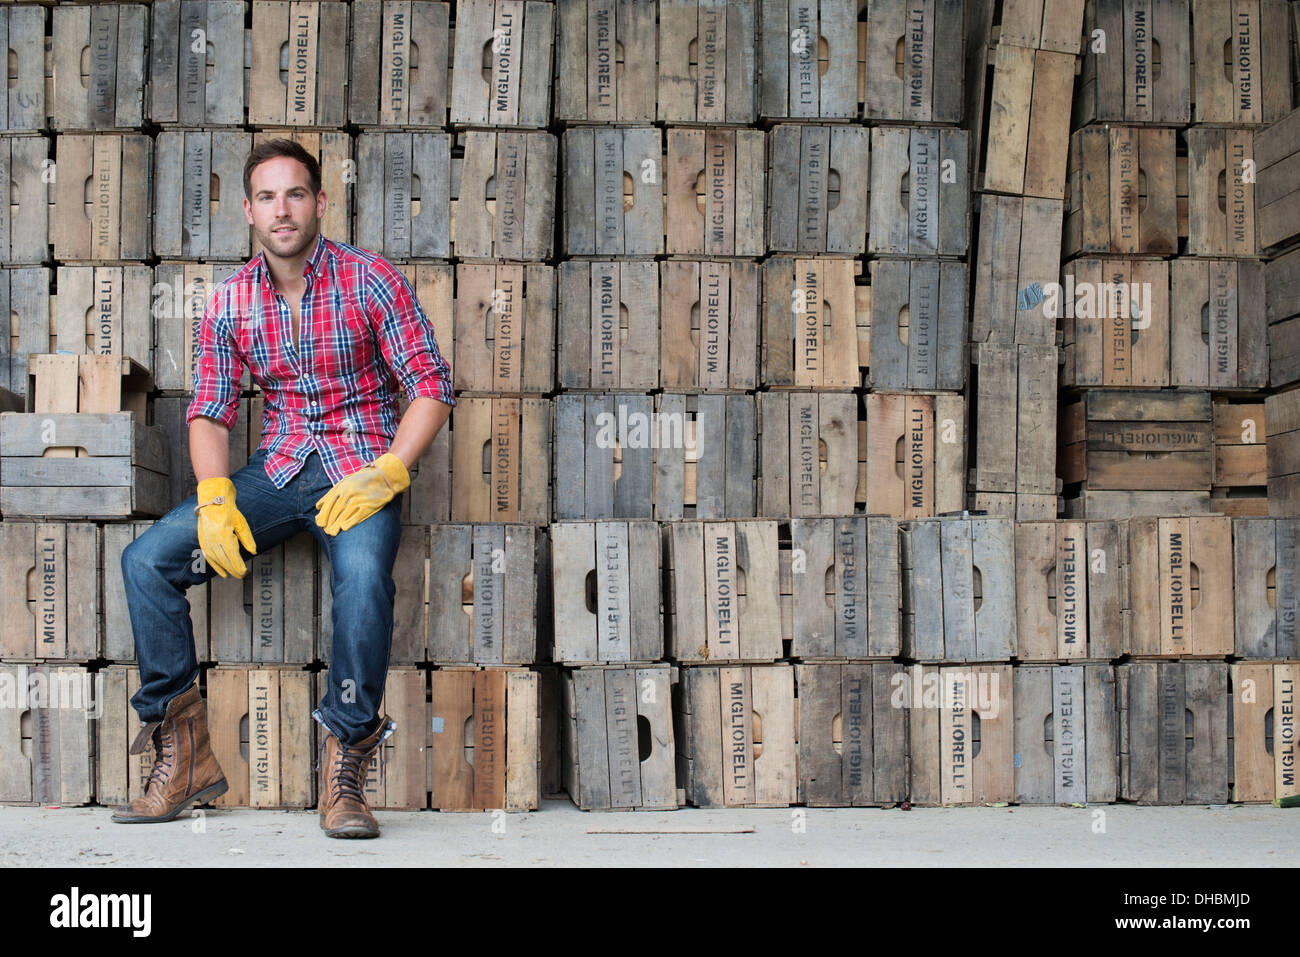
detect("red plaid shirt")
[186,234,456,489]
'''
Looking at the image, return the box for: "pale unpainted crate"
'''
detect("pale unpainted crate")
[767,124,867,255]
[971,492,1063,521]
[1016,520,1129,661]
[1076,0,1190,126]
[860,0,963,123]
[0,521,99,661]
[861,391,966,518]
[1060,258,1173,388]
[0,267,50,395]
[554,0,657,124]
[1064,125,1177,256]
[868,126,969,256]
[988,0,1085,52]
[363,667,429,810]
[653,393,757,520]
[1014,663,1118,805]
[1117,660,1228,803]
[1170,259,1268,390]
[1233,518,1298,659]
[1,6,45,132]
[865,259,968,391]
[450,0,553,128]
[1230,662,1299,803]
[48,3,146,131]
[760,257,864,390]
[248,0,349,128]
[428,523,548,666]
[208,531,318,665]
[394,259,453,392]
[757,0,862,121]
[453,263,554,394]
[452,130,557,260]
[319,524,427,665]
[785,517,901,659]
[429,667,540,811]
[355,131,452,259]
[25,354,150,421]
[1127,515,1234,657]
[1254,106,1300,253]
[971,195,1063,346]
[1062,489,1215,518]
[396,391,453,524]
[52,133,151,262]
[657,0,758,124]
[562,126,662,256]
[151,262,247,394]
[1212,399,1268,505]
[1265,388,1300,515]
[449,395,551,523]
[96,664,153,808]
[0,663,95,806]
[148,0,246,126]
[349,0,450,127]
[1183,126,1258,257]
[674,663,796,807]
[757,391,861,518]
[978,44,1075,197]
[101,520,209,663]
[974,343,1059,500]
[51,266,153,380]
[906,663,1014,805]
[550,521,659,665]
[0,135,50,264]
[562,664,678,810]
[249,131,352,251]
[665,128,765,256]
[552,392,646,519]
[1266,245,1300,388]
[1191,0,1293,125]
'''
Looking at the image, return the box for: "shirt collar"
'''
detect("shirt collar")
[255,232,329,284]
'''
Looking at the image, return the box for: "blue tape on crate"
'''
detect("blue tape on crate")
[431,717,444,734]
[1017,282,1045,311]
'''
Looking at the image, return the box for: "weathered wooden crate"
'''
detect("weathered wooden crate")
[52,133,151,261]
[450,395,551,523]
[1233,518,1298,659]
[988,0,1085,52]
[0,521,99,661]
[453,263,554,394]
[562,127,663,256]
[557,260,660,390]
[96,665,155,807]
[1127,515,1234,657]
[430,667,539,811]
[249,131,352,251]
[661,260,760,390]
[664,520,782,663]
[657,0,758,124]
[1266,245,1300,388]
[553,392,655,520]
[453,131,557,259]
[674,663,796,807]
[860,0,963,122]
[554,0,658,124]
[971,196,1063,346]
[207,665,316,808]
[862,392,966,518]
[151,263,246,394]
[248,0,349,128]
[1117,660,1228,803]
[318,524,426,665]
[1076,0,1190,126]
[49,3,146,131]
[0,663,94,806]
[1211,400,1268,508]
[1265,389,1300,516]
[1062,489,1214,518]
[428,523,547,665]
[757,391,860,517]
[207,532,318,664]
[0,136,50,264]
[785,517,900,659]
[866,259,967,390]
[757,0,862,120]
[1016,520,1129,660]
[869,126,969,256]
[355,131,452,258]
[1183,127,1257,257]
[1060,259,1171,387]
[1230,662,1299,803]
[906,663,1014,805]
[450,0,553,128]
[354,667,428,810]
[795,662,907,807]
[0,411,169,519]
[562,665,678,810]
[1014,663,1118,805]
[974,344,1059,502]
[767,124,868,255]
[1169,259,1267,389]
[395,392,453,524]
[760,258,864,390]
[148,0,247,126]
[901,518,1017,661]
[1,6,45,132]
[1058,391,1214,493]
[26,354,151,419]
[979,45,1075,197]
[1,268,50,395]
[653,393,757,519]
[101,519,209,662]
[665,128,765,256]
[51,266,152,377]
[1254,106,1300,253]
[1064,125,1177,256]
[1190,0,1293,125]
[349,0,450,127]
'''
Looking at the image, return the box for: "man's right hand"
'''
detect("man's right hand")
[195,477,258,578]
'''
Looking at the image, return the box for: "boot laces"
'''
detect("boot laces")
[331,740,372,805]
[146,724,175,791]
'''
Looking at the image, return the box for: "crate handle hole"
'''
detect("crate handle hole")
[823,563,834,608]
[620,302,631,347]
[278,41,289,86]
[694,170,706,216]
[897,303,909,345]
[827,168,840,211]
[1150,38,1161,82]
[1199,301,1210,344]
[464,714,475,765]
[1184,707,1193,750]
[460,570,474,616]
[689,300,701,349]
[1221,39,1232,82]
[637,714,652,762]
[893,36,905,80]
[479,438,491,483]
[893,434,905,479]
[584,569,598,614]
[819,437,828,476]
[623,172,635,212]
[972,565,983,611]
[831,711,843,755]
[1045,563,1057,615]
[1042,713,1054,756]
[1189,561,1201,609]
[239,712,250,763]
[752,709,763,758]
[1137,168,1148,212]
[899,170,909,212]
[1266,566,1275,609]
[1216,168,1227,214]
[479,38,495,84]
[1264,706,1274,755]
[971,710,982,759]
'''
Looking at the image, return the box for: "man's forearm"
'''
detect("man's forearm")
[190,416,232,484]
[388,396,451,470]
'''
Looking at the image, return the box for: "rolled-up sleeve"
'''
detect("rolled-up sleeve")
[367,260,457,407]
[185,284,243,430]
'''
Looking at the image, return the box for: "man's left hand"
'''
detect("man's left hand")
[314,452,411,535]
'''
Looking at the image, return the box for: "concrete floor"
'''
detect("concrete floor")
[0,800,1293,866]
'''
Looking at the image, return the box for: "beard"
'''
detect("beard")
[258,217,319,259]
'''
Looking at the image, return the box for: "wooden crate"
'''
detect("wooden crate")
[453,130,557,260]
[52,133,152,261]
[1254,106,1300,252]
[862,392,966,518]
[664,520,782,662]
[1266,245,1300,388]
[974,344,1059,500]
[52,266,152,376]
[0,411,170,519]
[674,663,796,807]
[901,518,1017,662]
[362,667,429,810]
[450,395,551,523]
[657,0,758,124]
[0,268,51,395]
[860,0,963,122]
[207,665,316,808]
[866,259,967,390]
[148,0,246,126]
[661,261,760,391]
[1117,660,1228,803]
[208,532,317,664]
[768,124,868,255]
[0,136,50,264]
[49,3,146,131]
[25,354,150,419]
[785,517,900,659]
[868,126,969,256]
[1212,399,1268,504]
[1266,389,1300,514]
[562,127,663,256]
[757,0,861,120]
[554,0,657,124]
[989,0,1085,52]
[971,195,1063,345]
[428,524,547,665]
[761,258,864,390]
[349,0,450,127]
[1060,259,1171,387]
[1076,0,1190,125]
[1191,0,1293,125]
[248,1,349,128]
[96,665,154,807]
[453,263,554,394]
[795,662,907,806]
[1184,126,1257,257]
[450,0,553,128]
[1127,515,1234,657]
[906,663,1014,805]
[1058,390,1214,493]
[665,128,765,256]
[1014,663,1118,804]
[553,392,654,520]
[758,391,860,517]
[1016,520,1129,660]
[355,131,452,258]
[151,263,246,394]
[1065,125,1178,256]
[557,260,659,390]
[1,6,45,132]
[1233,518,1298,659]
[101,520,210,662]
[1062,489,1214,518]
[653,393,757,519]
[430,667,539,811]
[1169,259,1267,389]
[0,521,99,661]
[249,131,352,251]
[979,45,1075,197]
[1230,662,1299,803]
[562,665,678,810]
[0,663,94,806]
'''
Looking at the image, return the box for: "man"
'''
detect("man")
[112,139,454,838]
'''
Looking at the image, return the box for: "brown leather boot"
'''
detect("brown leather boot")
[111,682,228,823]
[319,718,390,839]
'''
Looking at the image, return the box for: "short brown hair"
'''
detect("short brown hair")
[243,138,321,200]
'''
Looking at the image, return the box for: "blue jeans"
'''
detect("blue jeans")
[120,448,403,746]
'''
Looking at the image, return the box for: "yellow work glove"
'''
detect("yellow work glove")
[314,452,410,536]
[194,477,258,578]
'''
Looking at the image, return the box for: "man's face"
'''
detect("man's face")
[244,156,327,261]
